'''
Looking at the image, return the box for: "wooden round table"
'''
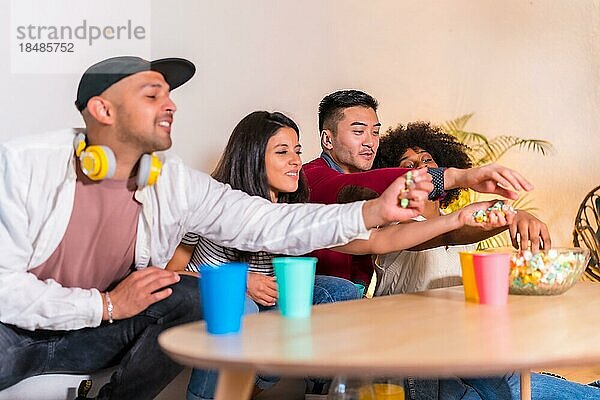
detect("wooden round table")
[160,282,600,400]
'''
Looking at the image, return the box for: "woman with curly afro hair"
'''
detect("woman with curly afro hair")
[371,122,489,296]
[374,122,472,210]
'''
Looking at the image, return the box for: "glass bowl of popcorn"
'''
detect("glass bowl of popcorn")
[509,248,590,295]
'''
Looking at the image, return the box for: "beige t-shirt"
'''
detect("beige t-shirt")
[373,214,476,296]
[31,164,141,291]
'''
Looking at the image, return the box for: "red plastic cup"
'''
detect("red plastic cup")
[472,252,511,305]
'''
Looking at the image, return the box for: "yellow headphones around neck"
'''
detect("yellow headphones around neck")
[73,132,163,189]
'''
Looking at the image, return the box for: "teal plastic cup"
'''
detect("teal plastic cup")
[273,257,317,318]
[199,263,248,334]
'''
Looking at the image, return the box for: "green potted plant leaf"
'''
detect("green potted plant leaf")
[441,113,553,250]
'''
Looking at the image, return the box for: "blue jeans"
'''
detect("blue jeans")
[407,372,600,399]
[187,275,361,400]
[257,274,363,312]
[0,275,202,400]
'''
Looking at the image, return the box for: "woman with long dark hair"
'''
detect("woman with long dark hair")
[169,111,360,309]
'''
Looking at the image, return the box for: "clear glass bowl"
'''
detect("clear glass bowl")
[509,247,590,295]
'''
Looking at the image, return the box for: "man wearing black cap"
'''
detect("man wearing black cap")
[0,56,433,399]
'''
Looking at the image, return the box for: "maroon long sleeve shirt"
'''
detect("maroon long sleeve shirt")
[303,157,411,286]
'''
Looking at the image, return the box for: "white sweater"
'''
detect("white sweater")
[0,129,369,330]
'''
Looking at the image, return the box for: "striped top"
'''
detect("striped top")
[182,232,275,275]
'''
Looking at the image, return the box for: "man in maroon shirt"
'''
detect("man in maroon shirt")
[303,89,548,289]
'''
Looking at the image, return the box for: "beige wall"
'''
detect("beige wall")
[2,0,599,246]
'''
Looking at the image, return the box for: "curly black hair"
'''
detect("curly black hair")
[373,121,472,208]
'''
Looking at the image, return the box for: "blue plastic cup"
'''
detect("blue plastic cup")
[199,263,248,334]
[273,257,317,319]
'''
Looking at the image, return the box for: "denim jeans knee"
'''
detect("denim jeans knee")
[461,371,600,400]
[0,323,51,390]
[313,275,362,304]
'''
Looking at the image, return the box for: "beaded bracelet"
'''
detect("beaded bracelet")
[105,292,114,324]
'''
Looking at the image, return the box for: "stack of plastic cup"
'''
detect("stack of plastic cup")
[459,251,511,306]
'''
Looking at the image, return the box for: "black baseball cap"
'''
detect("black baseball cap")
[75,56,196,111]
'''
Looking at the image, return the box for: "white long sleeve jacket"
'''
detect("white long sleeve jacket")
[0,129,369,331]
